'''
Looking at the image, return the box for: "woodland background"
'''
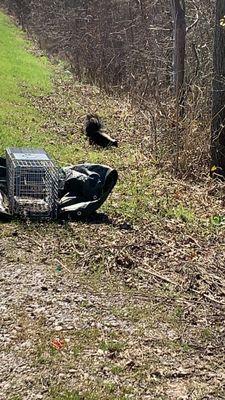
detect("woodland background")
[1,0,215,174]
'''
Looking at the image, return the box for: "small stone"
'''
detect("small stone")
[55,326,63,331]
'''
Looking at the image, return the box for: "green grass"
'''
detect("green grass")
[99,339,125,353]
[50,388,129,400]
[9,397,22,400]
[49,389,97,400]
[0,13,51,96]
[0,11,54,152]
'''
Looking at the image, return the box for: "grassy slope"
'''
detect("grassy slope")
[0,12,53,149]
[1,10,225,400]
[0,10,224,228]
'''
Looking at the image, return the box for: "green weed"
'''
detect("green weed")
[200,327,213,342]
[10,396,22,400]
[99,340,125,353]
[111,364,124,374]
[49,389,96,400]
[166,204,194,222]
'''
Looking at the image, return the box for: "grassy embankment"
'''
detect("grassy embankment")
[1,11,225,228]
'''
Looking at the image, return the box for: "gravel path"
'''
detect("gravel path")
[1,221,225,400]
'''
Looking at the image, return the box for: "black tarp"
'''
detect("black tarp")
[0,158,118,221]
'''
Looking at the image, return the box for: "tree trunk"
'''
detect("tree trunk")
[171,0,186,104]
[211,0,225,178]
[171,0,186,170]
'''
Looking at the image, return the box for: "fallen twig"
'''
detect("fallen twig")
[192,289,225,306]
[55,258,72,274]
[138,265,177,286]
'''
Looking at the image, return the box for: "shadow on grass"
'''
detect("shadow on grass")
[59,211,134,230]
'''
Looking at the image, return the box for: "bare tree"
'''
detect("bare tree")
[211,0,225,178]
[170,0,186,170]
[171,0,186,105]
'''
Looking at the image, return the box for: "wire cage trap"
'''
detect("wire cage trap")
[6,148,59,220]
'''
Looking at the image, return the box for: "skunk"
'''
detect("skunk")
[84,114,118,148]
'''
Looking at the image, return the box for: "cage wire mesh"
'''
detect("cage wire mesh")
[6,148,59,220]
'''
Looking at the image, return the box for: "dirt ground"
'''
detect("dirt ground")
[1,214,225,400]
